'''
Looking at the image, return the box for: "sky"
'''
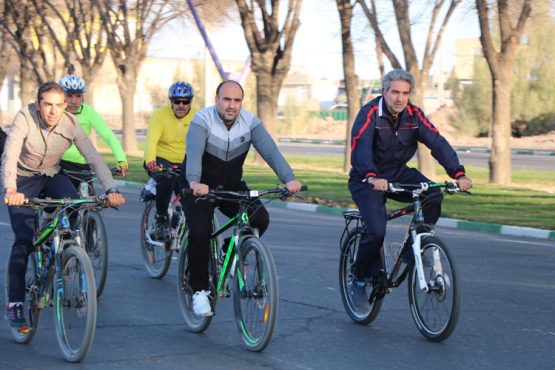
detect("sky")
[149,0,481,82]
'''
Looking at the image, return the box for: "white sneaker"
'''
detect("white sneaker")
[192,290,213,316]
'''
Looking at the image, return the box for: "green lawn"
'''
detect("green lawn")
[103,151,555,231]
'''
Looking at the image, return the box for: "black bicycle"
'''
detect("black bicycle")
[339,181,466,342]
[3,196,111,362]
[139,166,221,278]
[177,185,307,352]
[60,168,122,297]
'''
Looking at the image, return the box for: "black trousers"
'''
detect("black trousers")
[182,181,269,292]
[348,168,443,279]
[144,157,181,216]
[7,174,78,302]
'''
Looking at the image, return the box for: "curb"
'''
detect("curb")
[278,138,555,156]
[118,180,555,241]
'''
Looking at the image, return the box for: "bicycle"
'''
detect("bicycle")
[139,166,221,279]
[177,185,308,352]
[339,181,467,342]
[60,167,122,297]
[3,196,111,362]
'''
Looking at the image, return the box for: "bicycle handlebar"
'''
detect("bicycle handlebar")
[62,167,124,178]
[150,165,181,176]
[183,185,308,201]
[387,181,466,194]
[19,195,111,210]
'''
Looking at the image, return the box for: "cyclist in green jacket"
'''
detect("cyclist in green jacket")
[58,74,128,191]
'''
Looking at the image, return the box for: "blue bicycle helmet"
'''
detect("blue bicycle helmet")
[59,74,86,94]
[168,81,194,100]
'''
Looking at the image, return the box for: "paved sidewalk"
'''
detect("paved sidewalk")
[119,179,555,241]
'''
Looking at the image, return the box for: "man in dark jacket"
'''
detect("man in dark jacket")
[348,69,472,311]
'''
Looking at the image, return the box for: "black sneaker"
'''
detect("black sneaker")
[7,303,28,332]
[151,214,171,242]
[349,279,370,312]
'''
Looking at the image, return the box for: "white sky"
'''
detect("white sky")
[149,0,481,81]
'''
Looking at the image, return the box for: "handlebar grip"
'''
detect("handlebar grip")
[182,188,193,196]
[300,185,309,191]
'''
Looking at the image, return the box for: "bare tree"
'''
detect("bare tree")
[94,0,175,152]
[0,20,15,124]
[234,0,302,139]
[35,0,109,106]
[357,0,461,179]
[336,0,361,172]
[2,0,66,103]
[476,0,532,185]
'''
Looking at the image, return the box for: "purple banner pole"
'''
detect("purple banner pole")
[185,0,227,80]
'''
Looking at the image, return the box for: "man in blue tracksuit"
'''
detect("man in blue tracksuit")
[348,69,473,311]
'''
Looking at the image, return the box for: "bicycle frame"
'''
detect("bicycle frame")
[32,202,86,308]
[210,205,257,298]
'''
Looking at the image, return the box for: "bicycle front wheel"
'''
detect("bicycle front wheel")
[176,237,213,333]
[339,227,383,325]
[54,244,97,363]
[408,235,460,342]
[233,237,278,352]
[140,200,172,279]
[82,211,108,297]
[4,251,41,343]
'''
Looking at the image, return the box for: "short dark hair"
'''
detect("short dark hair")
[215,80,244,99]
[37,82,66,101]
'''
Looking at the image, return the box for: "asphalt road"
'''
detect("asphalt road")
[1,186,554,369]
[278,142,555,172]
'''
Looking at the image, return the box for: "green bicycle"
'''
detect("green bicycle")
[177,186,307,352]
[4,196,111,362]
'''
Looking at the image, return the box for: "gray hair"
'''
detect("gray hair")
[382,69,415,92]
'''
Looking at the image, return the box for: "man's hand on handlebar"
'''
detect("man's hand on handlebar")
[285,180,302,194]
[117,161,129,177]
[456,175,473,192]
[368,177,388,191]
[146,160,158,171]
[4,188,25,206]
[189,181,209,197]
[106,192,126,207]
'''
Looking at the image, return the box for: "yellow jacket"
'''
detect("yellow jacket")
[144,106,196,163]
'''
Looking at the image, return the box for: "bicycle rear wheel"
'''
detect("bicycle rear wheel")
[4,251,41,343]
[82,211,108,297]
[233,237,278,352]
[54,244,97,362]
[176,237,213,333]
[339,227,383,325]
[140,200,172,279]
[408,235,460,342]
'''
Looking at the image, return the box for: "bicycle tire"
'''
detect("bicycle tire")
[408,235,460,342]
[176,235,213,333]
[140,200,172,279]
[54,244,97,363]
[4,251,41,343]
[233,237,278,352]
[339,227,383,325]
[82,211,108,297]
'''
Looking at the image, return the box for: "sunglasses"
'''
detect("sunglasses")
[172,99,191,105]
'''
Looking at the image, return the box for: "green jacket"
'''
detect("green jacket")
[61,103,127,164]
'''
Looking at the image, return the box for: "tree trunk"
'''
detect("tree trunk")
[411,73,436,179]
[337,0,360,173]
[489,69,512,184]
[20,63,35,105]
[116,73,138,153]
[255,70,278,139]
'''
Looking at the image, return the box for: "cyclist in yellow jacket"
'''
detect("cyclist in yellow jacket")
[144,81,196,241]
